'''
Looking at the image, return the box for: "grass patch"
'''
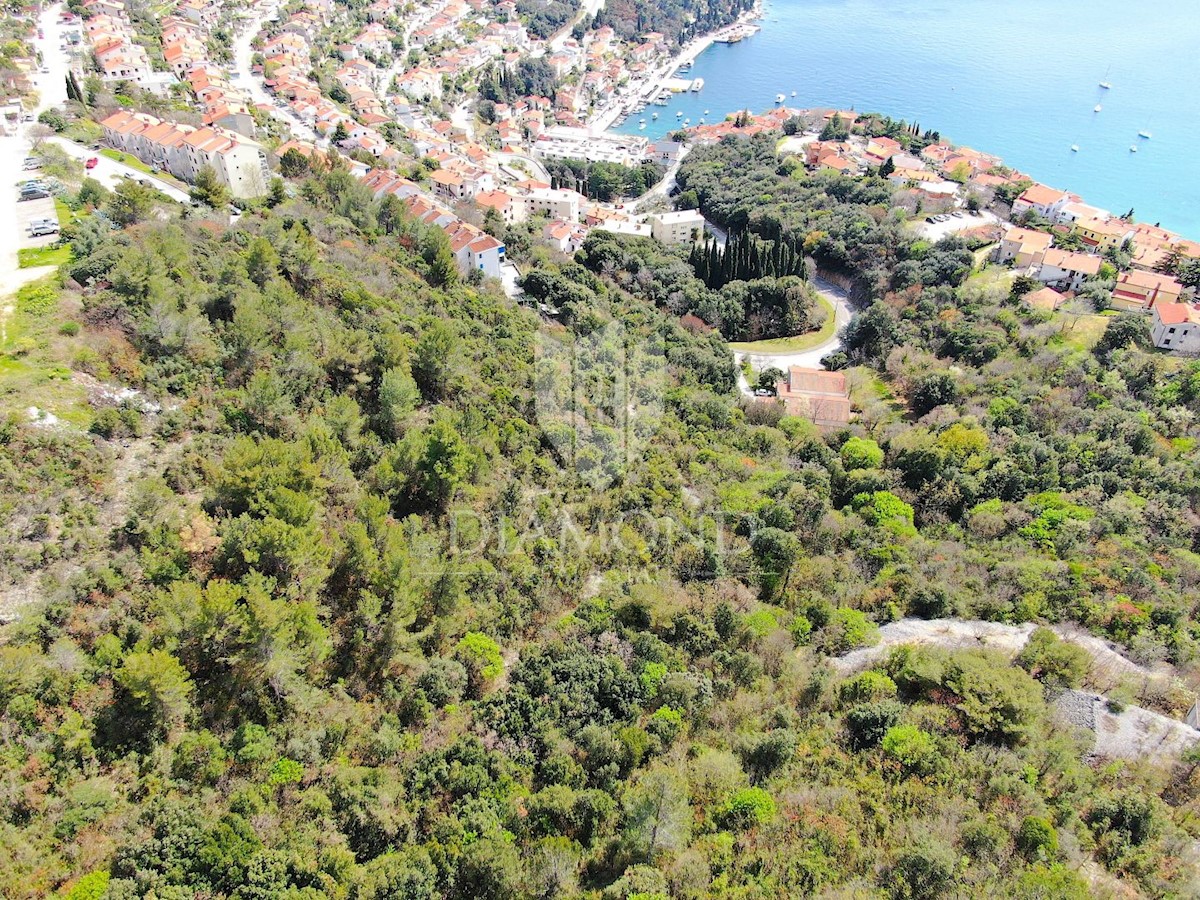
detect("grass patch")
[18,246,73,269]
[100,148,152,173]
[728,292,837,354]
[0,278,91,424]
[54,196,73,226]
[1053,311,1110,350]
[63,119,103,145]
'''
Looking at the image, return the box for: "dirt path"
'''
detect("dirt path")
[832,617,1199,763]
[833,617,1170,684]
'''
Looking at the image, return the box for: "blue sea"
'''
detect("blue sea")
[614,0,1200,237]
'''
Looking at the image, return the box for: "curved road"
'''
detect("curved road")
[232,2,318,143]
[734,275,853,396]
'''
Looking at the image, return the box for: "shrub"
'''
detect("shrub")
[840,436,884,470]
[820,607,878,654]
[1015,628,1090,688]
[838,671,898,705]
[454,632,503,696]
[720,787,776,829]
[889,840,956,899]
[1016,815,1058,858]
[881,725,939,775]
[846,700,903,750]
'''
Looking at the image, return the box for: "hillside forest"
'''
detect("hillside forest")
[1,128,1200,900]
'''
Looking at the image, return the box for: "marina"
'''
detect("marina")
[611,0,1200,234]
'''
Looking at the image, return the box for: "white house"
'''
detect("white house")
[650,210,705,245]
[1036,248,1102,293]
[1151,303,1200,352]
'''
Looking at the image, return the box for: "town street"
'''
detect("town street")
[51,137,191,203]
[233,2,319,143]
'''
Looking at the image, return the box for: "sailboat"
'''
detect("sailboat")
[1093,103,1102,112]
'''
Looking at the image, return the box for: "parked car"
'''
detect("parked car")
[22,157,41,170]
[19,188,51,201]
[29,222,60,237]
[85,157,99,169]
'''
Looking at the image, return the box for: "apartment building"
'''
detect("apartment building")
[101,110,271,198]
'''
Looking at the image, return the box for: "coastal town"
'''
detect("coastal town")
[2,0,1196,359]
[6,0,1200,896]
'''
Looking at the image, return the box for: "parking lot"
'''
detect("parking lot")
[918,209,1001,241]
[14,185,60,249]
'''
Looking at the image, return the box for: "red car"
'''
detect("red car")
[85,157,99,169]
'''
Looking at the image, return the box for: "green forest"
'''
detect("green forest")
[592,0,755,45]
[3,127,1200,900]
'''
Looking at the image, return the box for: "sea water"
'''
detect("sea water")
[615,0,1200,236]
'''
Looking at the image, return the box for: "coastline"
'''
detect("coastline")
[592,2,763,135]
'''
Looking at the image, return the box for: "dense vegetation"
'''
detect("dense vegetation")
[517,0,580,40]
[543,157,666,202]
[3,129,1200,900]
[478,59,561,105]
[592,0,755,45]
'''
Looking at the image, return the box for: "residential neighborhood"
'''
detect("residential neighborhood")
[4,0,1197,326]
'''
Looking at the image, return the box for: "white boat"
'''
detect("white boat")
[691,78,704,92]
[703,109,709,114]
[676,110,683,117]
[1071,144,1079,152]
[639,122,646,129]
[652,112,658,119]
[1130,145,1138,153]
[1093,104,1102,112]
[1138,130,1152,139]
[774,93,785,103]
[1099,81,1112,89]
[683,118,691,125]
[698,118,705,124]
[639,117,646,123]
[790,90,796,97]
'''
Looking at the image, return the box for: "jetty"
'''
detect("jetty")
[713,23,760,43]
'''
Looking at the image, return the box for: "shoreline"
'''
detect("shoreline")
[592,2,763,135]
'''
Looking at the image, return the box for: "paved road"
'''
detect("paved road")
[1,5,75,305]
[33,3,71,115]
[232,2,318,143]
[51,137,191,203]
[492,149,551,185]
[734,275,854,395]
[634,146,690,212]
